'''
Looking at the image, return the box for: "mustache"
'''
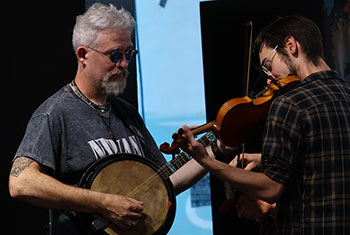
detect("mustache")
[111,69,129,78]
[101,69,129,96]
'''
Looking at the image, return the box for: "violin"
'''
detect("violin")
[160,75,300,155]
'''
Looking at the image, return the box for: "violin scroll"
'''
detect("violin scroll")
[160,122,217,154]
[159,141,181,155]
[159,128,189,154]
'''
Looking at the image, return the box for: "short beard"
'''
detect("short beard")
[281,53,298,77]
[286,59,298,77]
[101,70,129,96]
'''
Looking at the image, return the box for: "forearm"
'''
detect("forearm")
[9,157,144,229]
[199,156,283,203]
[9,158,102,214]
[170,158,208,196]
[170,145,219,195]
[177,126,284,203]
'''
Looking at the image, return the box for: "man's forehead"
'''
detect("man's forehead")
[96,29,132,49]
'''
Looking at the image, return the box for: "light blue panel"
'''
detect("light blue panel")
[135,1,213,234]
[135,0,207,120]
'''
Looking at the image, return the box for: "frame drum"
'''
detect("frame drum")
[79,153,176,235]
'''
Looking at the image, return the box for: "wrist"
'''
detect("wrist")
[211,141,226,160]
[86,190,106,214]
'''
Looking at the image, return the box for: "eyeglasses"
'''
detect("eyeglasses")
[261,45,278,75]
[87,47,138,63]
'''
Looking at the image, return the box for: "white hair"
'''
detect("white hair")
[72,3,135,51]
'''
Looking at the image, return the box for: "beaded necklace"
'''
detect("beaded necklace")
[70,80,110,113]
[70,80,116,141]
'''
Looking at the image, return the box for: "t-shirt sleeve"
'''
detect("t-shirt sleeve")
[261,97,303,185]
[15,113,58,171]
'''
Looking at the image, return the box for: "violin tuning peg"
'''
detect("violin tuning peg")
[178,128,184,136]
[172,128,184,140]
[172,133,179,140]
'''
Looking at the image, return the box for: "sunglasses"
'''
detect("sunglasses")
[87,47,138,63]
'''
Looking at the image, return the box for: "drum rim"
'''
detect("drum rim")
[79,153,161,188]
[78,153,176,235]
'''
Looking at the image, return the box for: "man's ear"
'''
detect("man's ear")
[284,36,298,56]
[76,46,88,64]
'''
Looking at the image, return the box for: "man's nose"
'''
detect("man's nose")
[116,55,129,69]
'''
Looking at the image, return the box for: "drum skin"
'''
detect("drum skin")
[79,153,176,235]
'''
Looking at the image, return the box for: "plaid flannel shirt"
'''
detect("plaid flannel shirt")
[261,70,350,235]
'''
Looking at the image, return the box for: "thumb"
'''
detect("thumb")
[244,162,256,171]
[229,156,238,167]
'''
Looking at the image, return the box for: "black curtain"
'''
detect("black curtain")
[6,1,138,233]
[200,0,324,234]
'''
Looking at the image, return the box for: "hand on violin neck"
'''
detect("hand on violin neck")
[173,125,198,141]
[178,125,211,163]
[159,125,199,155]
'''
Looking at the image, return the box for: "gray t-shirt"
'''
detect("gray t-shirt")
[14,84,167,234]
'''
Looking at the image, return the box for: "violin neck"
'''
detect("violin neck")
[191,121,216,136]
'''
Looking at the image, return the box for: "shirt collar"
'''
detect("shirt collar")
[302,70,341,83]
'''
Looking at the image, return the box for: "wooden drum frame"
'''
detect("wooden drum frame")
[78,153,176,235]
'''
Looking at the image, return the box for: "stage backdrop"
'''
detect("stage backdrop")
[5,0,348,234]
[135,0,213,234]
[6,0,85,234]
[200,0,347,234]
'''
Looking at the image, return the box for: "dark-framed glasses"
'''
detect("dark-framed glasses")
[88,47,138,63]
[261,45,278,75]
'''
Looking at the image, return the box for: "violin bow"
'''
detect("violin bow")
[218,21,253,214]
[239,21,253,168]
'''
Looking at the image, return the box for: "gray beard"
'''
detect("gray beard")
[101,70,129,96]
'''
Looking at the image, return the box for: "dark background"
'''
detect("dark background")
[200,0,324,234]
[5,1,85,233]
[4,0,346,234]
[5,0,137,233]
